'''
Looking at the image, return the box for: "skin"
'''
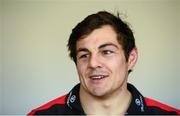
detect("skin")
[76,25,138,114]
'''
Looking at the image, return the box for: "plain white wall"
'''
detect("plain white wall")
[0,0,2,114]
[178,0,180,101]
[1,0,180,114]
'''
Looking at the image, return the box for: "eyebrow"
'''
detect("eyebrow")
[76,42,119,53]
[98,43,119,49]
[76,48,89,54]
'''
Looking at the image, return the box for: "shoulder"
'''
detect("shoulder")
[28,94,68,115]
[144,97,180,114]
[127,83,180,115]
[28,84,83,115]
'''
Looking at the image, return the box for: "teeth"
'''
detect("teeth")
[90,75,105,80]
[92,76,102,79]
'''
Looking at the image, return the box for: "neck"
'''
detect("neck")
[80,84,132,115]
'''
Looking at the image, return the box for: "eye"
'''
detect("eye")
[79,53,89,59]
[102,50,113,55]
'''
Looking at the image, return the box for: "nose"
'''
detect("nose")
[88,54,102,69]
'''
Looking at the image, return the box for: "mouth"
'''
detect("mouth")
[89,75,108,80]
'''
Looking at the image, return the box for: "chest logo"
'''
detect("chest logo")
[135,98,141,106]
[70,95,76,103]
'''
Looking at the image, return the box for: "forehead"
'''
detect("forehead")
[76,25,120,50]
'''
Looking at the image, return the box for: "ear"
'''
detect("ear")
[128,48,138,71]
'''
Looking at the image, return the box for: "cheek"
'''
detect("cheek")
[77,63,86,76]
[108,57,128,74]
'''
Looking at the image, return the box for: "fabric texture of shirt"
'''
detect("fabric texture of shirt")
[28,83,180,115]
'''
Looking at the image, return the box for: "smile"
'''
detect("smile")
[89,75,108,80]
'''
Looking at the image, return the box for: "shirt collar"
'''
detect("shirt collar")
[66,83,85,114]
[66,83,147,115]
[126,83,147,114]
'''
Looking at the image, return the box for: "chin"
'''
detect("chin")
[89,89,109,97]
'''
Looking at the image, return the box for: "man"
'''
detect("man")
[28,11,180,115]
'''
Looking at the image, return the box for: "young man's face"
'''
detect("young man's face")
[76,25,137,97]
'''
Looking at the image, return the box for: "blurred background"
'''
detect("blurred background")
[0,0,179,114]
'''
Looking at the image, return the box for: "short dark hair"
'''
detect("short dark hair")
[67,11,136,64]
